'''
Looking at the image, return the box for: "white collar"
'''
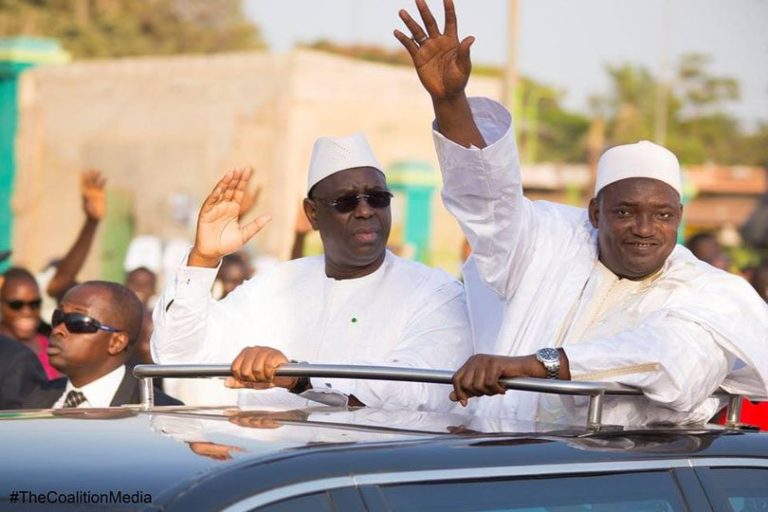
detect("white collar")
[62,366,126,408]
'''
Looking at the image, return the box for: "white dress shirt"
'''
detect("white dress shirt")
[53,366,126,408]
[437,97,768,426]
[151,251,472,412]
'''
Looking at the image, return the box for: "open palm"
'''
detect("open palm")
[394,0,474,101]
[193,169,271,263]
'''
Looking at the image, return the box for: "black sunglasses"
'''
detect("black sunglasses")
[51,309,122,334]
[314,191,393,214]
[3,299,42,311]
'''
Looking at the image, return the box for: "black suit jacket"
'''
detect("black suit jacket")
[22,365,183,408]
[0,335,47,409]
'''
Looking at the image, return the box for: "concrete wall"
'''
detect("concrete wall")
[11,49,501,279]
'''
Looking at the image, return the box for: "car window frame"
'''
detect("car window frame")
[694,464,768,512]
[218,458,746,511]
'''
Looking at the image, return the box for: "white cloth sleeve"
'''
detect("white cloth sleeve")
[564,312,732,412]
[432,98,537,299]
[150,251,257,365]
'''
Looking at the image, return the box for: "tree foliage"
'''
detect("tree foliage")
[593,53,764,165]
[0,0,264,58]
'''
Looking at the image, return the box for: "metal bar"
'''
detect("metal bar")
[586,392,605,431]
[132,364,639,397]
[138,377,154,409]
[132,363,758,428]
[725,395,744,428]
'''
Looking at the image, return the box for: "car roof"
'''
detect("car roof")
[2,404,767,510]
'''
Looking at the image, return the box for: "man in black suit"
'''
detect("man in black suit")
[0,334,47,409]
[23,281,181,408]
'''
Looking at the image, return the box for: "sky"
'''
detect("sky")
[244,0,768,131]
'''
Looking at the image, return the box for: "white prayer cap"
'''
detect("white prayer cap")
[595,140,681,197]
[306,132,383,194]
[124,235,162,273]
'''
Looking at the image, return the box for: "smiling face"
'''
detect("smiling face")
[0,275,42,342]
[304,167,391,279]
[589,177,682,280]
[47,283,131,387]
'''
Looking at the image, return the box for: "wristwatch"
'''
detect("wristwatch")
[288,360,312,395]
[535,348,561,380]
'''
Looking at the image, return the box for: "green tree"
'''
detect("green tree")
[0,0,264,58]
[595,53,752,165]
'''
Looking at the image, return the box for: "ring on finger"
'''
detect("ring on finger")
[413,36,428,45]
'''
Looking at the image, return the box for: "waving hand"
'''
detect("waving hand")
[190,168,271,267]
[394,0,474,102]
[394,0,485,148]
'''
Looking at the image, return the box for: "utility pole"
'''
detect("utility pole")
[502,0,519,109]
[502,0,521,152]
[654,0,672,146]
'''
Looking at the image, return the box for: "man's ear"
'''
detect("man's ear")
[107,332,130,356]
[588,197,599,229]
[302,198,320,230]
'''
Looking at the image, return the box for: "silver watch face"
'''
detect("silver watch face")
[536,348,560,365]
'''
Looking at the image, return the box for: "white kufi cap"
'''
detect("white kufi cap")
[307,133,383,193]
[595,140,681,196]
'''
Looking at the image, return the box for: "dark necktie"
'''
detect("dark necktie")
[63,390,87,408]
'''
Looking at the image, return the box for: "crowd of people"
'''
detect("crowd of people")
[1,0,767,430]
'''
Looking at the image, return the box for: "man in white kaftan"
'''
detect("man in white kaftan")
[438,98,768,425]
[151,134,471,412]
[395,0,768,426]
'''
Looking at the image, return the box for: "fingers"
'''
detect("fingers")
[224,378,272,390]
[230,346,294,389]
[451,355,511,406]
[231,346,269,383]
[221,169,242,203]
[443,0,457,37]
[451,362,471,406]
[81,169,106,191]
[231,167,252,205]
[416,0,440,38]
[201,168,251,215]
[457,36,475,73]
[393,29,419,58]
[202,170,234,211]
[398,8,429,43]
[240,214,272,244]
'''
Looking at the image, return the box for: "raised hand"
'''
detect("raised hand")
[190,168,271,267]
[81,169,106,221]
[394,0,484,148]
[238,183,262,220]
[394,0,474,102]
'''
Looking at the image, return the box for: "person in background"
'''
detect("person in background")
[23,281,181,408]
[686,232,730,271]
[214,253,249,300]
[43,169,107,304]
[750,259,768,304]
[290,200,314,260]
[0,334,47,409]
[125,266,158,367]
[0,267,58,378]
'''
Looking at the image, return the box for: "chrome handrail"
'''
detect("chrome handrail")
[132,363,754,431]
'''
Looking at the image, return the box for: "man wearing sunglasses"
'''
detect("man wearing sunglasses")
[0,267,58,379]
[152,133,471,411]
[23,281,182,409]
